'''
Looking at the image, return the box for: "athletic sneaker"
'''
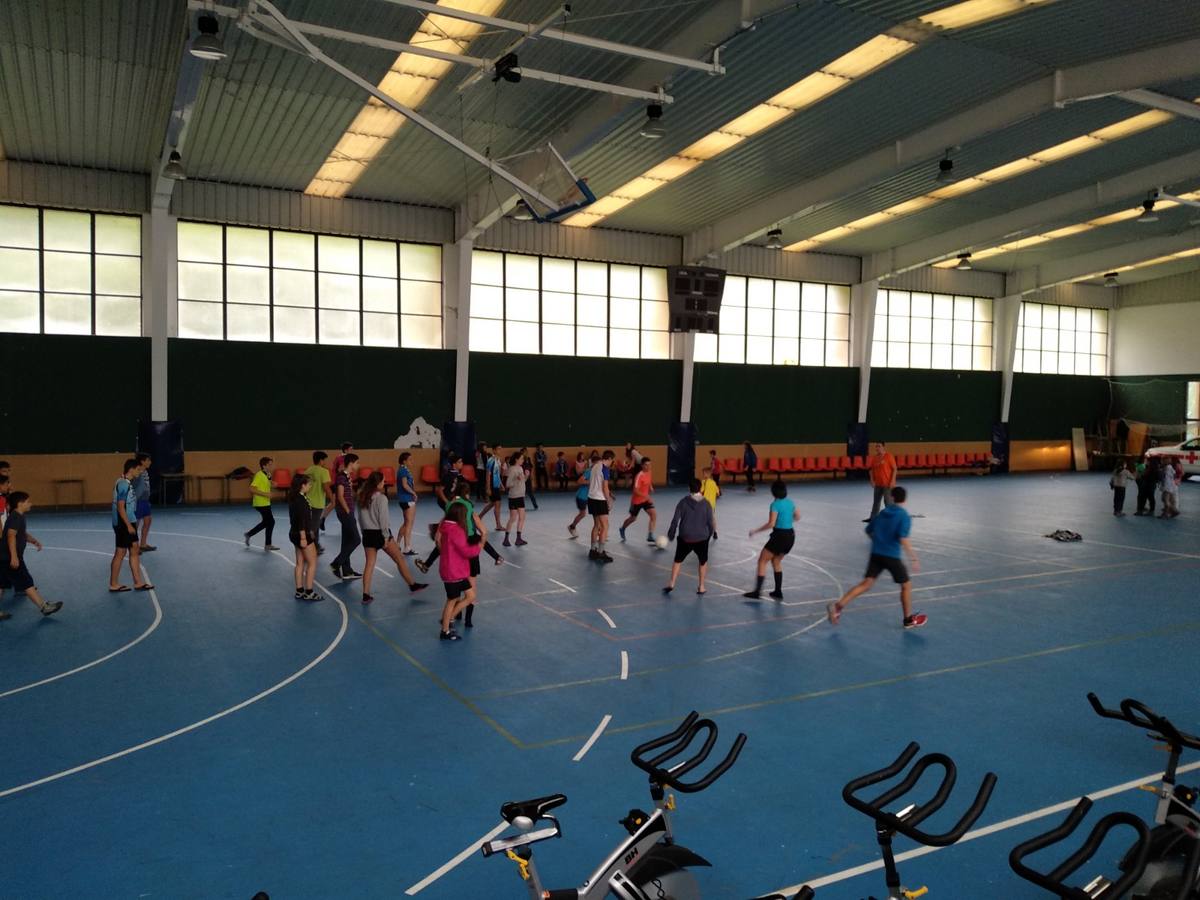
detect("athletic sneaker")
[494,556,504,566]
[646,534,656,543]
[140,545,157,552]
[362,593,374,605]
[568,525,577,539]
[341,569,363,581]
[302,590,323,602]
[408,582,428,593]
[330,564,343,579]
[826,602,841,625]
[588,549,600,560]
[415,559,429,574]
[768,590,783,600]
[243,532,251,547]
[619,526,627,542]
[743,590,761,599]
[264,544,279,551]
[662,585,673,595]
[903,613,928,629]
[403,549,416,556]
[598,552,614,563]
[440,629,460,641]
[294,589,305,600]
[502,535,511,547]
[515,537,528,546]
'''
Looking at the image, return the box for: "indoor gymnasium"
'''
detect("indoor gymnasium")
[3,1,1200,898]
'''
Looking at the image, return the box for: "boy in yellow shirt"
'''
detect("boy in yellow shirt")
[244,456,279,551]
[700,466,720,539]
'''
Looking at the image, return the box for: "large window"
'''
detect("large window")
[0,203,141,336]
[693,276,850,366]
[872,290,992,370]
[177,222,442,347]
[1014,302,1107,375]
[469,251,669,358]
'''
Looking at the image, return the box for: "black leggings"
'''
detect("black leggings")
[745,467,756,487]
[423,539,501,568]
[247,507,274,544]
[332,510,361,571]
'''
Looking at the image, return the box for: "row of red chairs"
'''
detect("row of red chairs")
[720,451,991,480]
[270,465,400,491]
[420,463,481,486]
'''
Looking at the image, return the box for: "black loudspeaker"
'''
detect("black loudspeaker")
[667,422,698,486]
[137,419,184,503]
[441,421,477,467]
[991,422,1009,474]
[667,266,725,333]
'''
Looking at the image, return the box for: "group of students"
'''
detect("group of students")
[1110,454,1185,518]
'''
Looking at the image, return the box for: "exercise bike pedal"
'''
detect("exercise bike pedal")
[619,808,651,835]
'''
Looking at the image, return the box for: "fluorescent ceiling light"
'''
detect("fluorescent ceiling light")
[721,104,794,137]
[823,34,915,79]
[767,72,849,110]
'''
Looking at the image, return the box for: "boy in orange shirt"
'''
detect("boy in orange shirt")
[865,441,898,522]
[619,458,657,544]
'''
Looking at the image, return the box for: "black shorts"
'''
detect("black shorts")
[398,501,412,511]
[673,539,710,565]
[508,497,526,510]
[469,556,481,578]
[587,498,609,516]
[764,528,795,556]
[489,487,502,502]
[629,501,654,515]
[114,522,137,549]
[865,553,909,584]
[444,578,470,600]
[362,529,385,550]
[289,529,314,549]
[576,497,587,511]
[0,562,34,592]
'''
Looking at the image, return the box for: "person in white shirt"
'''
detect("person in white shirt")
[502,452,529,548]
[588,450,615,563]
[1160,457,1182,518]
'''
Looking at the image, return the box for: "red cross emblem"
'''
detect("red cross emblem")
[1187,451,1198,464]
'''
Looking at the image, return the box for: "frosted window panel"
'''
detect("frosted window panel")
[888,342,910,368]
[470,317,503,351]
[827,312,850,341]
[401,314,441,349]
[775,307,800,338]
[577,326,607,357]
[95,215,141,255]
[1091,332,1107,354]
[1041,350,1057,373]
[471,250,504,286]
[774,280,799,311]
[876,293,890,316]
[363,240,398,278]
[1057,307,1075,331]
[542,257,575,292]
[610,328,639,358]
[933,294,953,319]
[43,210,91,251]
[826,283,850,314]
[974,298,992,322]
[505,321,539,354]
[910,292,932,318]
[610,265,640,299]
[800,282,825,311]
[319,309,360,345]
[1024,303,1042,327]
[800,338,826,366]
[1075,353,1090,375]
[272,231,314,269]
[1058,330,1074,354]
[800,310,824,338]
[747,278,773,308]
[719,336,745,364]
[0,248,40,289]
[642,300,669,331]
[642,267,668,301]
[179,222,223,263]
[363,276,398,313]
[974,346,992,370]
[909,316,932,343]
[746,307,772,336]
[96,254,140,296]
[470,284,503,319]
[827,340,849,367]
[641,330,669,360]
[274,306,316,344]
[720,305,745,334]
[931,344,952,369]
[318,235,360,274]
[506,287,539,322]
[1093,309,1108,332]
[0,205,39,248]
[611,297,639,328]
[746,335,772,364]
[318,272,359,310]
[973,322,992,347]
[953,296,974,321]
[953,320,971,345]
[400,243,441,282]
[225,227,269,265]
[774,336,800,365]
[577,293,607,327]
[363,312,399,347]
[874,313,888,341]
[1091,354,1107,375]
[43,251,90,293]
[910,343,932,369]
[723,276,746,306]
[44,293,91,334]
[694,332,717,362]
[1026,328,1041,351]
[871,341,886,366]
[542,323,574,355]
[577,261,607,295]
[542,291,574,325]
[178,261,223,301]
[95,296,141,336]
[0,290,39,332]
[505,254,539,289]
[178,300,223,339]
[889,291,910,317]
[932,318,952,343]
[273,268,315,307]
[890,315,911,343]
[952,345,971,369]
[1018,350,1036,373]
[227,303,270,342]
[225,265,268,304]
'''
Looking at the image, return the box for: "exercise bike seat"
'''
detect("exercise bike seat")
[500,794,567,827]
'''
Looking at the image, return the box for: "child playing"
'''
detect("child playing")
[708,450,722,485]
[244,456,278,550]
[110,457,152,592]
[700,466,721,539]
[287,473,320,601]
[588,450,615,563]
[1160,457,1182,518]
[1135,456,1158,516]
[554,452,570,491]
[0,491,63,618]
[662,479,715,596]
[437,503,481,641]
[356,472,427,604]
[396,451,418,553]
[1110,461,1131,516]
[827,486,926,629]
[568,466,590,538]
[330,453,362,580]
[743,479,798,600]
[619,457,657,543]
[503,451,529,547]
[134,452,155,552]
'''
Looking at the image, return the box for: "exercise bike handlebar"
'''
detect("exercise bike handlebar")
[1087,693,1200,752]
[841,742,998,846]
[1008,797,1152,899]
[629,711,747,793]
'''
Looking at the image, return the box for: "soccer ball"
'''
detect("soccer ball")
[655,535,669,550]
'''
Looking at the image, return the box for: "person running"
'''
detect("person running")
[700,466,721,539]
[396,452,418,554]
[448,479,500,628]
[1135,455,1158,516]
[662,479,715,596]
[110,458,152,592]
[743,480,798,600]
[0,491,63,618]
[417,475,503,573]
[865,442,898,522]
[708,449,722,485]
[534,444,549,495]
[356,471,427,604]
[567,466,590,538]
[287,473,320,601]
[304,451,333,555]
[481,444,506,529]
[473,442,489,501]
[330,453,362,579]
[519,447,539,511]
[133,452,155,552]
[619,457,657,544]
[827,485,925,629]
[244,456,279,550]
[588,450,615,562]
[435,453,463,511]
[743,441,758,492]
[1110,461,1131,517]
[503,451,529,547]
[554,451,570,490]
[437,503,480,641]
[574,451,588,479]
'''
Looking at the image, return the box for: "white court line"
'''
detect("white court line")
[572,714,613,762]
[404,820,508,895]
[0,551,161,700]
[767,759,1200,897]
[596,608,617,629]
[548,578,577,593]
[620,650,629,680]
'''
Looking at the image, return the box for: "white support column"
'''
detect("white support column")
[850,280,879,424]
[995,293,1023,423]
[442,237,473,421]
[679,331,696,422]
[142,209,176,421]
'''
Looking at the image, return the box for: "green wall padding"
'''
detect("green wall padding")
[867,368,1000,441]
[468,353,682,445]
[0,334,149,453]
[1008,373,1109,440]
[1110,375,1196,425]
[691,364,858,443]
[168,339,455,450]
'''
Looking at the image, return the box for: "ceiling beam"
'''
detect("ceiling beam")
[1118,88,1200,122]
[1006,227,1200,294]
[862,148,1200,282]
[681,36,1200,262]
[152,11,213,212]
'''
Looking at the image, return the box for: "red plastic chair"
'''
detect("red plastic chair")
[725,458,743,474]
[271,468,291,490]
[909,454,925,468]
[420,464,439,486]
[952,453,967,467]
[358,466,374,480]
[838,455,851,471]
[379,466,397,487]
[767,458,784,476]
[851,455,866,470]
[933,453,948,469]
[790,457,806,473]
[461,464,477,483]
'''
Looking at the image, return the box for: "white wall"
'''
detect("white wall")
[1114,301,1200,375]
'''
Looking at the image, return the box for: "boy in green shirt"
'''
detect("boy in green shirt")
[304,451,333,555]
[244,456,278,550]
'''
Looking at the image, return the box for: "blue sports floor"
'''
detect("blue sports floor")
[3,472,1199,899]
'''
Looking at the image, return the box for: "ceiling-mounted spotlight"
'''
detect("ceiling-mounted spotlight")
[189,13,226,61]
[1103,272,1119,288]
[935,151,956,185]
[1136,197,1159,224]
[510,200,534,222]
[163,150,186,180]
[954,252,973,271]
[639,103,666,140]
[492,52,521,84]
[765,228,783,250]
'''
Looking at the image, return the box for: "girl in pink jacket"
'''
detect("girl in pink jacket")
[438,504,481,641]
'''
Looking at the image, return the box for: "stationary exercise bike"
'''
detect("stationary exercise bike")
[841,742,997,900]
[482,711,745,899]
